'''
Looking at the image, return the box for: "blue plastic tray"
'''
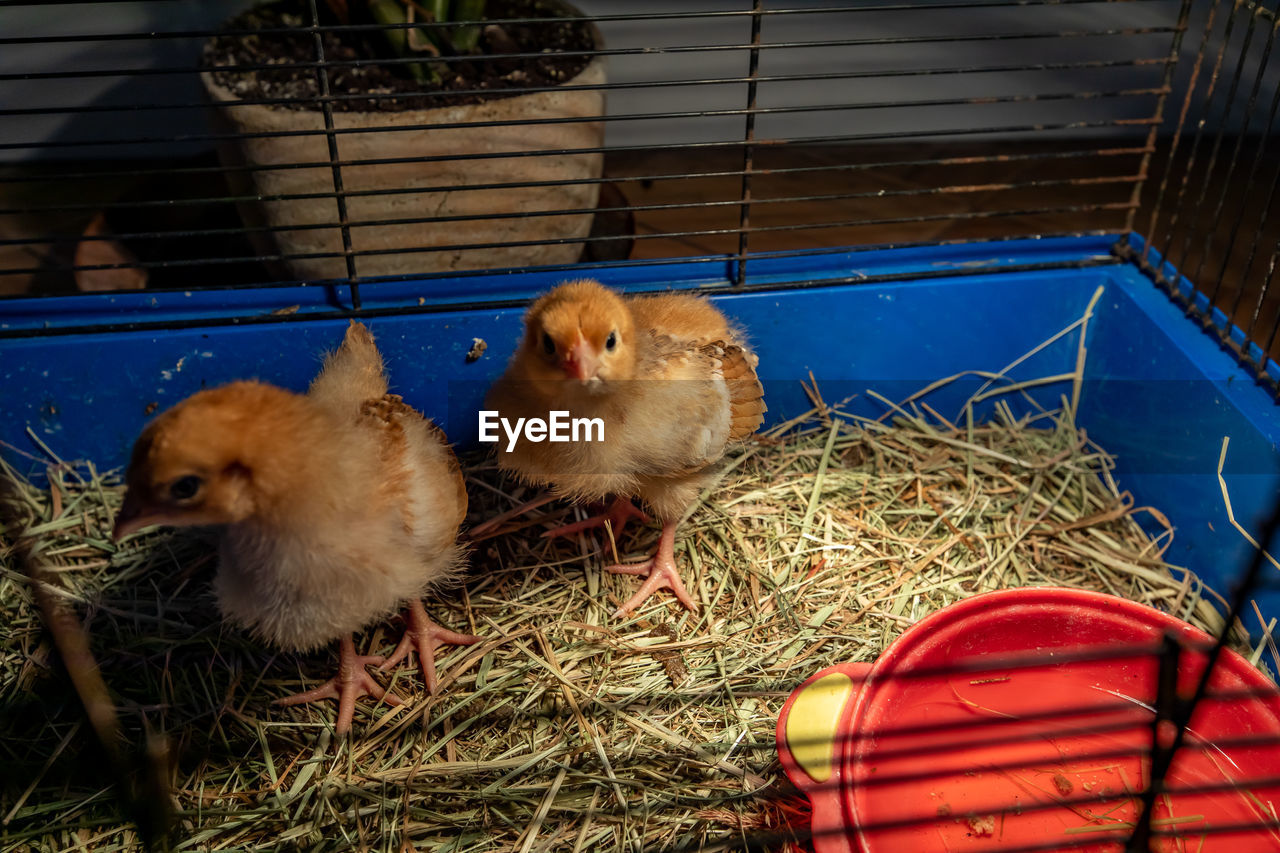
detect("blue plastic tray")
[3,234,1277,631]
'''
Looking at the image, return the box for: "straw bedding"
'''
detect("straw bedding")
[0,318,1266,852]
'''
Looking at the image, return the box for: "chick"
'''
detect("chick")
[113,321,476,734]
[486,279,766,616]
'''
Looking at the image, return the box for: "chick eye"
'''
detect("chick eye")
[605,331,618,351]
[541,331,556,356]
[168,475,203,503]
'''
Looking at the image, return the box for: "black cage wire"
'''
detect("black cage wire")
[0,0,1274,346]
[0,2,1277,337]
[4,1,1280,851]
[0,0,1275,383]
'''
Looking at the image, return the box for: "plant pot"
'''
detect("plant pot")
[201,4,604,282]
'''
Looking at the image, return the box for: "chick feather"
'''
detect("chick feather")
[114,321,473,733]
[486,279,765,615]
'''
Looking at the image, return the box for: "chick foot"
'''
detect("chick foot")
[380,599,480,694]
[606,521,697,617]
[275,633,399,736]
[544,496,651,541]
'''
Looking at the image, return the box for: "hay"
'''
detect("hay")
[0,322,1267,852]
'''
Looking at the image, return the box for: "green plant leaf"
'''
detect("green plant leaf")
[451,0,487,54]
[368,0,436,82]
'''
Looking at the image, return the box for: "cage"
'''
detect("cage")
[3,0,1280,850]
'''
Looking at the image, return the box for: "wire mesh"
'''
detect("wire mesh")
[1133,0,1280,391]
[0,0,1184,308]
[3,4,1280,851]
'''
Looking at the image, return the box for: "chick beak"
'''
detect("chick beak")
[562,339,599,383]
[113,491,160,542]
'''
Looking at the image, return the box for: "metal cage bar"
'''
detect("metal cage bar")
[0,0,1265,377]
[1131,0,1280,394]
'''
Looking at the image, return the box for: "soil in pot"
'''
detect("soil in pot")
[204,0,596,112]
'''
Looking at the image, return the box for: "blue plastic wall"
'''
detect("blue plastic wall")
[1081,253,1280,632]
[2,236,1277,635]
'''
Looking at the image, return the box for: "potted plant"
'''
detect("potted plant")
[201,0,605,282]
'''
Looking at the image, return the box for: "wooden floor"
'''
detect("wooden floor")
[4,138,1278,362]
[606,141,1139,260]
[605,139,1280,363]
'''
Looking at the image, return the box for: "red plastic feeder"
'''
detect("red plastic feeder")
[776,587,1280,852]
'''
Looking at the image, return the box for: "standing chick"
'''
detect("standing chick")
[486,279,765,616]
[113,321,476,734]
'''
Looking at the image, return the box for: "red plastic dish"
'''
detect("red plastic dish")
[776,587,1280,852]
